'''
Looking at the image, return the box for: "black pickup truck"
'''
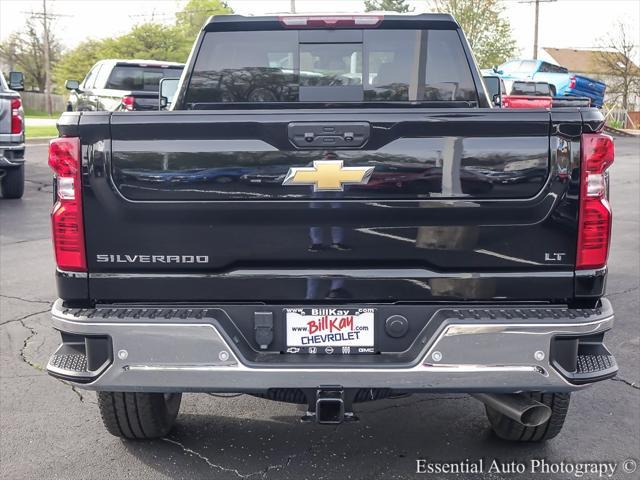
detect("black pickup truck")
[46,13,617,443]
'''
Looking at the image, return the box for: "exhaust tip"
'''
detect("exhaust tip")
[520,405,552,427]
[472,393,552,428]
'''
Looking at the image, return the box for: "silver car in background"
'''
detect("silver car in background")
[0,71,25,199]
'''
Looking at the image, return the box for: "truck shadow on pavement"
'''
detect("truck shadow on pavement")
[122,393,552,480]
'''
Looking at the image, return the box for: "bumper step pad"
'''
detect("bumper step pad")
[49,352,88,374]
[555,342,618,384]
[60,304,607,322]
[47,340,110,383]
[576,353,616,374]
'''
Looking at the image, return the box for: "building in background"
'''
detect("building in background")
[542,47,640,127]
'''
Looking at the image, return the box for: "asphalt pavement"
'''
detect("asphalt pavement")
[1,138,638,480]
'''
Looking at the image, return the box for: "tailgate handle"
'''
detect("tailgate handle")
[289,122,370,149]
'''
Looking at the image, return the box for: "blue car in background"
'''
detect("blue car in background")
[491,59,606,108]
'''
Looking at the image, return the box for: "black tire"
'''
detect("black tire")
[1,165,25,199]
[97,391,182,440]
[485,392,570,442]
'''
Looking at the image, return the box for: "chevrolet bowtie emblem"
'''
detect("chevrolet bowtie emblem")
[282,160,374,191]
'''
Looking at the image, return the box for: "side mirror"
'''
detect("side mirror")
[483,76,502,107]
[159,77,180,110]
[8,71,24,91]
[65,79,80,91]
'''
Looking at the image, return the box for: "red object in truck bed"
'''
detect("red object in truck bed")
[502,95,552,109]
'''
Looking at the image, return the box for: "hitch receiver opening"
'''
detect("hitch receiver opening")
[316,388,345,424]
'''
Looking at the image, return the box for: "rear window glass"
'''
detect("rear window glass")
[501,60,538,74]
[511,82,535,95]
[185,29,477,105]
[535,83,551,95]
[511,82,551,96]
[106,65,183,91]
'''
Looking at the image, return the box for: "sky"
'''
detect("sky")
[1,0,639,63]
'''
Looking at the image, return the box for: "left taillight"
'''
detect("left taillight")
[11,98,23,134]
[49,137,86,272]
[577,133,614,270]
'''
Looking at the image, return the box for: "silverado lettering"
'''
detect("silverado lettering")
[96,254,209,264]
[46,12,617,446]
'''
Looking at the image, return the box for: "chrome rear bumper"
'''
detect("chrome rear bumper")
[0,136,25,167]
[47,299,616,393]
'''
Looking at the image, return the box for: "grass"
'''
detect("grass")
[23,108,63,119]
[26,125,58,139]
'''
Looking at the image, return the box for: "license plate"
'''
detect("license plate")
[285,308,375,354]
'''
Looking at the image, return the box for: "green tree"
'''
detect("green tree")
[175,0,233,39]
[52,39,105,91]
[430,0,518,68]
[0,17,62,91]
[364,0,413,12]
[52,24,186,92]
[102,23,187,62]
[50,0,235,93]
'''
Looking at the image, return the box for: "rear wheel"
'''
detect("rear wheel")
[97,391,182,439]
[485,392,570,442]
[1,165,25,199]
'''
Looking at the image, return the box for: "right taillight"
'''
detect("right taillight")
[11,97,23,134]
[577,133,614,269]
[49,137,86,272]
[569,75,576,89]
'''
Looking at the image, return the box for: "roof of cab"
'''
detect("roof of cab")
[203,12,459,30]
[102,59,185,67]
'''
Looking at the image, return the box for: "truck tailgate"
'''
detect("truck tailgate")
[0,94,12,136]
[573,75,606,97]
[78,108,581,302]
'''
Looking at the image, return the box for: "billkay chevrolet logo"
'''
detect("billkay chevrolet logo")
[283,160,374,192]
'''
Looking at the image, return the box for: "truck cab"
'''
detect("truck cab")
[65,59,184,112]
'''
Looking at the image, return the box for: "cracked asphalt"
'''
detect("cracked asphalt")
[1,138,638,480]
